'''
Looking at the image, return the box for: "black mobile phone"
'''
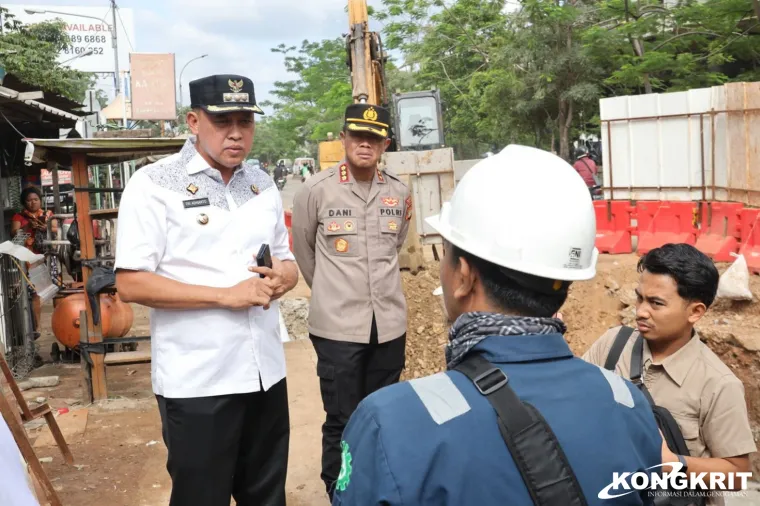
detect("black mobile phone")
[256,243,272,278]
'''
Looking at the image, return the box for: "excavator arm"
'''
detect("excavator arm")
[347,0,388,106]
[318,0,389,171]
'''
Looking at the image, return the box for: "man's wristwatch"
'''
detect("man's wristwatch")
[676,454,688,472]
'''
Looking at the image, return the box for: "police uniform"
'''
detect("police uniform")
[115,75,292,506]
[291,104,412,497]
[584,327,758,506]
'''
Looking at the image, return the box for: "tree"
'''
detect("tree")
[262,38,352,158]
[584,0,760,94]
[95,89,110,109]
[376,0,603,159]
[0,8,92,101]
[374,0,760,159]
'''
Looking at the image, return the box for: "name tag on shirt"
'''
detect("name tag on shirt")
[380,208,403,218]
[328,208,353,218]
[183,198,210,209]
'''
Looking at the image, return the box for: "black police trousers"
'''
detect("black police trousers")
[156,378,289,506]
[310,317,406,500]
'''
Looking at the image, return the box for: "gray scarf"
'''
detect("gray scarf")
[445,312,566,369]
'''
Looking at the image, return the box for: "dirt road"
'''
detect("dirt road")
[16,234,758,506]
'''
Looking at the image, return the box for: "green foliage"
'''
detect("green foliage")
[260,0,760,160]
[0,8,93,102]
[249,38,351,160]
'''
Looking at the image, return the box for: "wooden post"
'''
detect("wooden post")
[49,160,61,215]
[398,175,426,274]
[0,392,63,506]
[72,153,108,402]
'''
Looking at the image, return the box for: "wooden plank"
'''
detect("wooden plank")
[72,153,108,402]
[17,91,45,101]
[0,353,33,421]
[28,404,51,420]
[42,410,74,465]
[89,208,119,219]
[745,83,760,198]
[34,408,88,450]
[104,350,152,365]
[0,392,63,506]
[93,128,153,139]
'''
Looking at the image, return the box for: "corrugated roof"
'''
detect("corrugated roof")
[21,99,81,121]
[23,137,186,166]
[1,75,84,114]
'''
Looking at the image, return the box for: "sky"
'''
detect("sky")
[2,0,385,111]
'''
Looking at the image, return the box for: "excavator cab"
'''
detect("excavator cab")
[391,90,445,152]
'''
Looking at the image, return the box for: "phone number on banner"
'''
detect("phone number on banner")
[63,45,106,55]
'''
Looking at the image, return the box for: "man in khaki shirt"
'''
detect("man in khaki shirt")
[584,244,756,505]
[291,103,411,499]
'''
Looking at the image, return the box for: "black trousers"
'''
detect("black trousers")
[310,318,406,499]
[156,378,290,506]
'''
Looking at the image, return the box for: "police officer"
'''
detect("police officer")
[332,146,663,505]
[291,103,412,499]
[115,74,299,506]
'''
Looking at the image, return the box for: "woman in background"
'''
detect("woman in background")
[11,186,57,332]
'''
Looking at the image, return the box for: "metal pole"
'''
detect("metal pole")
[111,0,120,95]
[50,160,61,214]
[179,55,208,106]
[107,165,114,208]
[121,73,128,129]
[94,166,101,209]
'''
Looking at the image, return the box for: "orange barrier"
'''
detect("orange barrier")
[594,201,635,254]
[739,209,760,274]
[284,210,293,252]
[695,202,743,262]
[636,201,698,256]
[634,201,662,234]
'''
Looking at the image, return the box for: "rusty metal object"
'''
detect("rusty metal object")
[51,293,134,349]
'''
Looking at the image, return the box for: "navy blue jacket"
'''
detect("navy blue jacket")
[332,334,662,505]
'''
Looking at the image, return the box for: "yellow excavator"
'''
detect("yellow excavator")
[317,0,446,171]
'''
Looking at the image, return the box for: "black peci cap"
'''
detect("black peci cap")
[189,74,264,115]
[344,103,390,138]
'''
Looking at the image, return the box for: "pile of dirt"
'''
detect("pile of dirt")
[400,254,760,473]
[400,269,448,380]
[280,298,310,341]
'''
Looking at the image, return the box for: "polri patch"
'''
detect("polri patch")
[380,208,403,218]
[183,197,211,209]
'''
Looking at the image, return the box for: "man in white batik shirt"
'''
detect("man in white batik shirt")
[115,74,298,506]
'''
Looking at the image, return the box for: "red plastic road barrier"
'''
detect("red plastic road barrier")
[637,201,698,256]
[594,201,635,254]
[695,202,743,262]
[739,209,760,274]
[634,201,663,234]
[284,210,293,252]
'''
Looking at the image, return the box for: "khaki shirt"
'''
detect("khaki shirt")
[292,162,412,343]
[584,327,757,506]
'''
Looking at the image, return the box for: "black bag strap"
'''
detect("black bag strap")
[578,157,594,173]
[455,354,588,506]
[629,334,658,406]
[604,326,635,371]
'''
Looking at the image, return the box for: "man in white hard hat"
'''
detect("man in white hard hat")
[331,145,663,505]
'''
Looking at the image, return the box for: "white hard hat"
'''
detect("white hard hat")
[426,145,598,281]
